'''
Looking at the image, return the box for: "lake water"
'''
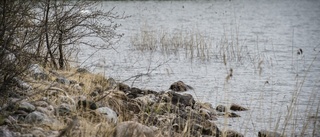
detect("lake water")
[78,0,320,136]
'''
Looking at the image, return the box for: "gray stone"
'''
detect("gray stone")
[13,77,32,90]
[0,126,13,137]
[96,107,118,124]
[19,102,35,113]
[169,81,193,92]
[24,111,48,124]
[29,64,48,80]
[33,101,49,108]
[55,77,70,85]
[76,68,89,73]
[135,94,157,105]
[57,103,73,116]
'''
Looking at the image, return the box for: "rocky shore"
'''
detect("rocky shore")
[0,64,279,137]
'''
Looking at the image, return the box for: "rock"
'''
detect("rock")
[114,121,159,137]
[18,102,35,113]
[199,108,217,120]
[30,128,46,137]
[172,117,187,132]
[223,130,244,137]
[29,64,48,80]
[24,111,49,124]
[230,103,248,111]
[167,91,195,107]
[169,81,193,92]
[118,83,130,92]
[135,94,157,105]
[127,87,144,98]
[258,130,282,137]
[55,77,70,85]
[216,105,227,112]
[76,68,89,73]
[33,101,49,108]
[21,134,33,137]
[13,77,32,90]
[77,100,97,110]
[217,112,241,118]
[107,77,117,89]
[0,126,13,137]
[96,107,118,124]
[57,103,73,116]
[36,107,53,116]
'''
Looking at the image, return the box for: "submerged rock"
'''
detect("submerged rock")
[216,105,227,112]
[169,81,193,92]
[258,130,282,137]
[230,103,248,111]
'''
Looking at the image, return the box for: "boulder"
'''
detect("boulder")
[230,103,248,111]
[258,130,282,137]
[169,81,193,92]
[167,91,195,108]
[114,121,160,137]
[96,107,118,124]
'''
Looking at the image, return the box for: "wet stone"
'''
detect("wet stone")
[216,105,227,112]
[230,103,248,111]
[169,81,193,92]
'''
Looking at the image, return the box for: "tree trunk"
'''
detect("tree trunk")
[44,0,57,69]
[58,31,64,70]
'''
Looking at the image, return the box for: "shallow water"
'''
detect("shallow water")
[78,0,320,136]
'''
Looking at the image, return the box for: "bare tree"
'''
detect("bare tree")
[35,0,126,69]
[0,0,126,92]
[0,0,39,92]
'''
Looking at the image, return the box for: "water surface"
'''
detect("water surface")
[78,0,320,136]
